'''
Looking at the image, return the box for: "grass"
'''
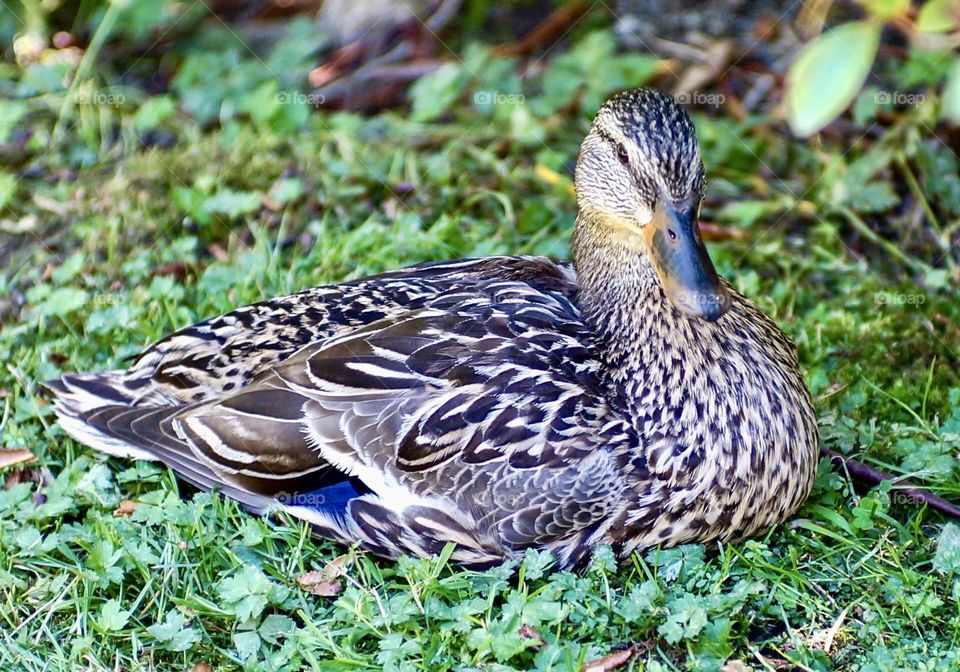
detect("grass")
[2,5,960,671]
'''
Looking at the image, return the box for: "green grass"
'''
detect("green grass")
[3,6,960,671]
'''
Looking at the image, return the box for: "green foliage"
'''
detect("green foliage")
[787,21,881,137]
[786,0,960,134]
[1,4,960,671]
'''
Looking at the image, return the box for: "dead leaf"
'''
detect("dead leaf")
[297,571,342,596]
[0,449,37,470]
[698,221,751,242]
[534,164,575,196]
[298,553,350,596]
[582,645,635,672]
[0,214,39,234]
[261,194,282,212]
[208,243,230,263]
[7,465,53,490]
[518,624,546,650]
[154,261,189,282]
[33,193,70,215]
[806,605,850,655]
[722,661,754,672]
[113,500,140,517]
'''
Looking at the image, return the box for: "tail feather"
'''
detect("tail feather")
[43,372,150,413]
[43,375,275,514]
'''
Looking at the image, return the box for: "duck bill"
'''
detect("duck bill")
[645,202,731,321]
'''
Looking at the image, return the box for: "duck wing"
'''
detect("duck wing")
[123,256,580,406]
[48,266,639,567]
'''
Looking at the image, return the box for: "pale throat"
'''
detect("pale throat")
[571,211,731,441]
[571,211,671,372]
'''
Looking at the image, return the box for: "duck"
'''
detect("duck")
[43,88,819,569]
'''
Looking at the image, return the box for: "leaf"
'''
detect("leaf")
[0,449,36,469]
[258,614,295,644]
[297,572,341,596]
[848,181,900,214]
[582,646,636,671]
[35,287,90,318]
[0,100,27,144]
[933,523,960,574]
[786,21,881,137]
[133,95,176,133]
[203,189,261,220]
[409,63,467,123]
[941,59,960,124]
[234,630,260,660]
[97,599,131,632]
[217,565,275,621]
[113,499,140,517]
[147,609,201,652]
[297,554,350,596]
[614,580,661,622]
[659,595,709,644]
[520,548,555,581]
[917,0,960,33]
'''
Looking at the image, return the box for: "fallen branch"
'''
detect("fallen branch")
[492,1,592,58]
[698,220,751,242]
[307,0,462,109]
[821,448,960,520]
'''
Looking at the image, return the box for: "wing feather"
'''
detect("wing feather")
[48,257,636,562]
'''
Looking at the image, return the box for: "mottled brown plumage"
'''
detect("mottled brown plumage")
[44,88,819,568]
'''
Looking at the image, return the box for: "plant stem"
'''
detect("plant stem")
[896,153,955,269]
[51,1,123,144]
[822,448,960,520]
[835,205,932,275]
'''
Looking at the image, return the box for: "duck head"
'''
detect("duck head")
[574,88,731,322]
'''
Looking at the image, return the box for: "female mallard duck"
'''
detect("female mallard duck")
[45,88,819,568]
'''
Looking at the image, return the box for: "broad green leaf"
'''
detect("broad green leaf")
[133,95,176,133]
[786,21,881,137]
[203,188,261,220]
[917,0,960,33]
[934,523,960,573]
[234,630,261,660]
[97,599,131,632]
[409,63,467,123]
[941,58,960,124]
[35,287,90,317]
[147,609,200,652]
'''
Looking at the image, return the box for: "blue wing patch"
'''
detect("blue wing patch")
[278,477,371,519]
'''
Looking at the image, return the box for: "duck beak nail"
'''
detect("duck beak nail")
[647,202,731,321]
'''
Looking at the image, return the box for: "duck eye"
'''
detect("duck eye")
[616,142,629,165]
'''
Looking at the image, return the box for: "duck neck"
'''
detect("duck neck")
[572,213,668,376]
[572,211,715,413]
